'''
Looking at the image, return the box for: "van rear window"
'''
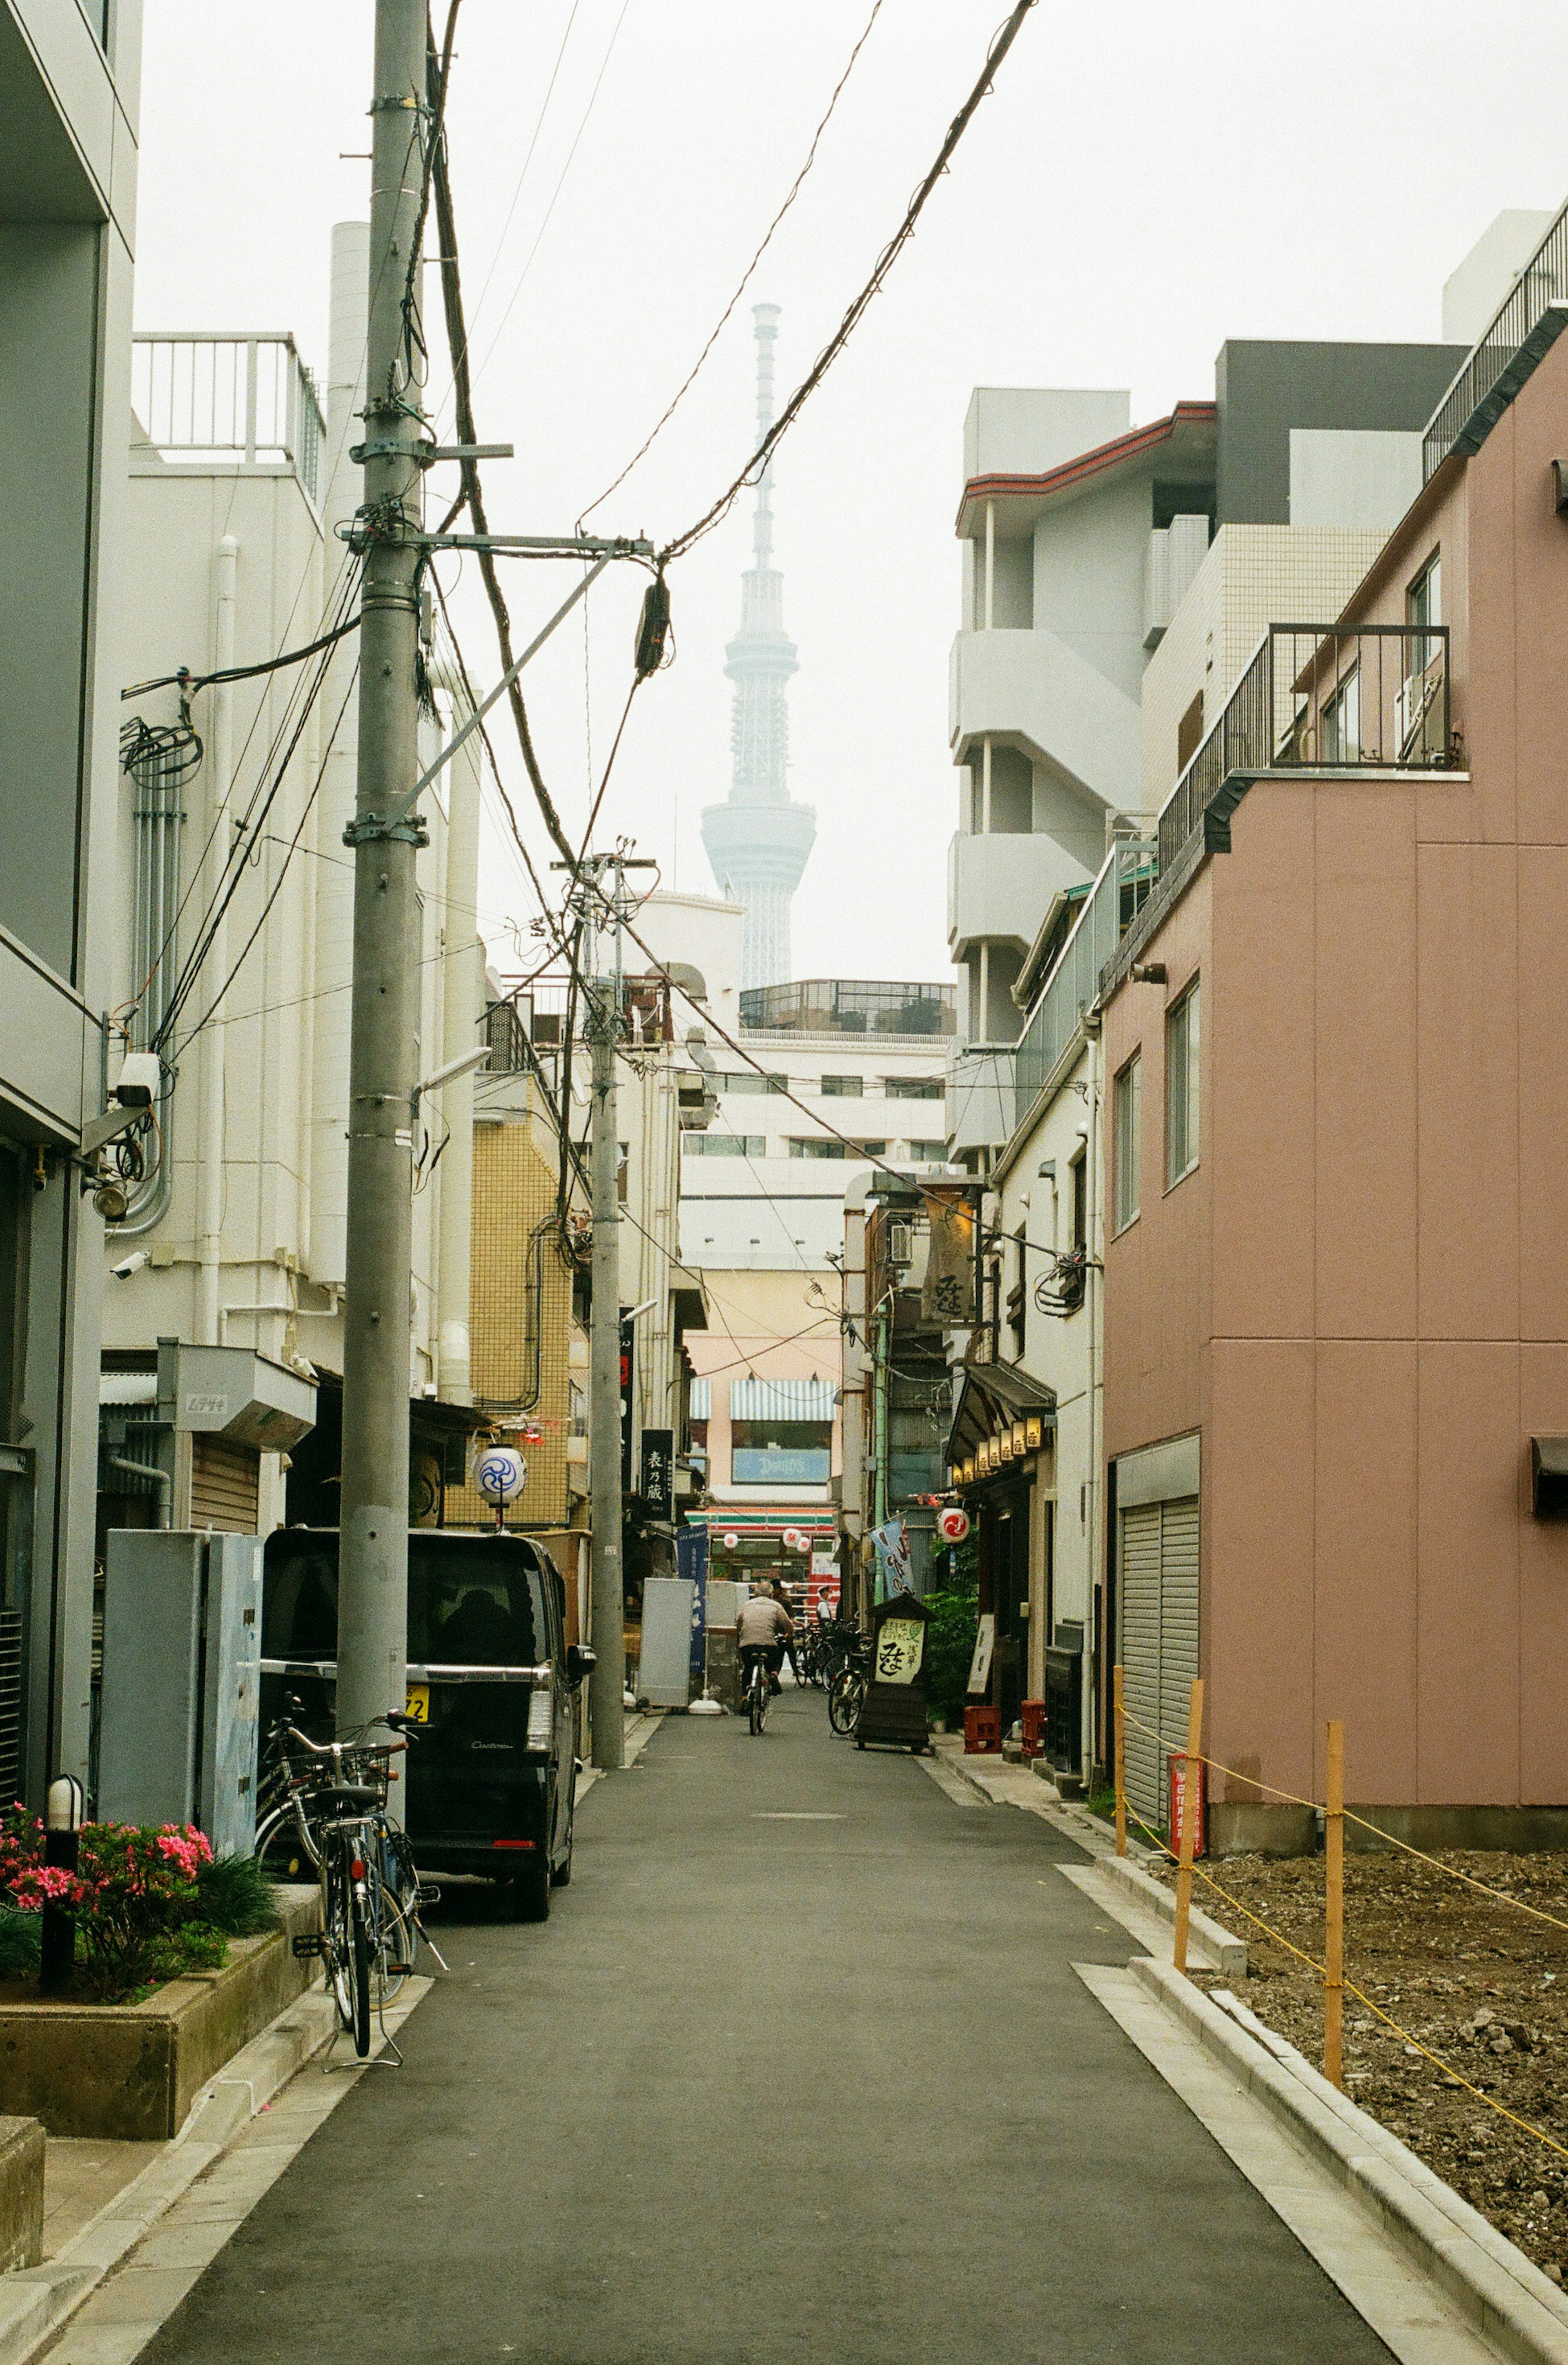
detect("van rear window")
[263,1535,548,1667]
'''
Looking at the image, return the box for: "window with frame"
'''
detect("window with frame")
[1069,1149,1087,1251]
[908,1139,947,1164]
[1322,668,1360,763]
[716,1071,785,1096]
[1165,984,1199,1186]
[883,1077,943,1101]
[820,1074,863,1097]
[684,1132,765,1159]
[1113,1052,1141,1233]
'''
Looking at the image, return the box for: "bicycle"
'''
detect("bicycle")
[282,1714,437,2058]
[827,1638,871,1736]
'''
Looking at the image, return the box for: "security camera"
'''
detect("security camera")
[110,1250,149,1281]
[112,1052,160,1110]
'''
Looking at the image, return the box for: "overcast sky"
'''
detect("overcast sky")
[134,0,1568,985]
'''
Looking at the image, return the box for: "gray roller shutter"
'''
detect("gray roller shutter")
[1117,1494,1200,1828]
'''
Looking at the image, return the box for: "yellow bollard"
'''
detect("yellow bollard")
[1113,1665,1127,1858]
[1172,1676,1204,1975]
[1325,1718,1345,2089]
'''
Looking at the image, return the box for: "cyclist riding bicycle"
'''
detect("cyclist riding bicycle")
[737,1582,794,1699]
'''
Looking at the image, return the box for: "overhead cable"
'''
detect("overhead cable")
[577,0,886,526]
[659,0,1040,566]
[120,612,361,703]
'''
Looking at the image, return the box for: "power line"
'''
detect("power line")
[577,0,886,526]
[120,612,361,703]
[659,0,1040,565]
[466,0,635,397]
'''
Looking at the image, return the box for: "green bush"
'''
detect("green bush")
[197,1852,282,1937]
[0,1906,39,1982]
[923,1570,980,1728]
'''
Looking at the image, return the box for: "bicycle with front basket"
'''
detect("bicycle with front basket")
[277,1714,440,2057]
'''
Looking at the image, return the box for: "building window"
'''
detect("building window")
[820,1075,862,1097]
[788,1138,886,1161]
[716,1071,785,1095]
[1165,983,1199,1187]
[1113,1052,1141,1233]
[684,1133,765,1158]
[908,1139,947,1164]
[1322,668,1360,762]
[731,1420,831,1485]
[1069,1148,1087,1251]
[1407,549,1443,680]
[884,1077,943,1100]
[1006,1224,1027,1355]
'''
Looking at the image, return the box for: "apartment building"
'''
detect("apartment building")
[0,2,142,1803]
[101,229,488,1548]
[941,318,1471,1780]
[1100,204,1568,1848]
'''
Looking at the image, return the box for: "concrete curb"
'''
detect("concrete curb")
[1098,1853,1248,1979]
[1130,1955,1568,2365]
[0,1982,344,2365]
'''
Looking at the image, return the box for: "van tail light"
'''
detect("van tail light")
[492,1838,537,1850]
[526,1684,552,1751]
[350,1859,366,1881]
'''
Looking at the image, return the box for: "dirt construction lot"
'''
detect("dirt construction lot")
[1149,1846,1568,2282]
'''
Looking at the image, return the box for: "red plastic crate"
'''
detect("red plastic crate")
[1019,1699,1048,1760]
[964,1704,1002,1755]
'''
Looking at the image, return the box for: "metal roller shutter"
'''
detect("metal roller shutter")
[1117,1493,1200,1828]
[189,1435,260,1532]
[1118,1504,1163,1824]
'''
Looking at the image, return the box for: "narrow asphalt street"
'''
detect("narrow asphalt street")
[138,1698,1392,2365]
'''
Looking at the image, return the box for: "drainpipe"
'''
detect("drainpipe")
[873,1296,890,1536]
[433,677,480,1404]
[1083,1025,1101,1779]
[108,1458,171,1528]
[197,536,238,1345]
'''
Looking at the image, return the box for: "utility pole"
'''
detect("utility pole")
[335,0,427,1738]
[562,850,656,1771]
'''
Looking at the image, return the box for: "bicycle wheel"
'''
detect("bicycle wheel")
[322,1838,355,2031]
[827,1671,858,1735]
[350,1893,372,2058]
[748,1669,764,1736]
[757,1671,770,1734]
[255,1802,320,1883]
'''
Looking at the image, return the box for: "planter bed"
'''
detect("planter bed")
[0,1886,321,2141]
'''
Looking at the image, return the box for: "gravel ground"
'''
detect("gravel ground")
[1145,1846,1568,2283]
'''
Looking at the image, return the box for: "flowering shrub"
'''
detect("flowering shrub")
[0,1804,227,2001]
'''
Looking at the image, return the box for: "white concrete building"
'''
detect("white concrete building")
[100,227,487,1538]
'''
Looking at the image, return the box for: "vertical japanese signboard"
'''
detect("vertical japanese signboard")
[640,1427,673,1518]
[619,1315,635,1492]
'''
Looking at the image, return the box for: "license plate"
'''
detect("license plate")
[404,1683,430,1724]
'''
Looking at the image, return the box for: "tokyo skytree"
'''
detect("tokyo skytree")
[701,304,815,990]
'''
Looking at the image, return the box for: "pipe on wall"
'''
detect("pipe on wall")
[196,535,238,1344]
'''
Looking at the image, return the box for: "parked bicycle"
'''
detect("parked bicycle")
[270,1711,439,2058]
[827,1636,872,1736]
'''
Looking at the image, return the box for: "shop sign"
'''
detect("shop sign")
[640,1428,673,1518]
[810,1547,837,1577]
[875,1618,925,1686]
[1025,1415,1044,1451]
[1010,1421,1027,1459]
[962,1456,975,1485]
[967,1612,996,1697]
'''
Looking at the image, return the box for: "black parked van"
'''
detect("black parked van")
[259,1528,592,1919]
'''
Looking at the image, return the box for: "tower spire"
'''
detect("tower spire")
[701,305,816,992]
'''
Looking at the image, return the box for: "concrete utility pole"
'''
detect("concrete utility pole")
[572,850,658,1771]
[335,0,427,1738]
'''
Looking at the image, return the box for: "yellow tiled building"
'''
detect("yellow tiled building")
[443,1068,590,1603]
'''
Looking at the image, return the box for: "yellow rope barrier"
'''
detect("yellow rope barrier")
[1119,1704,1568,1939]
[1121,1798,1568,2165]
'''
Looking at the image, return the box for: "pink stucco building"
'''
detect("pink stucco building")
[1100,319,1568,1850]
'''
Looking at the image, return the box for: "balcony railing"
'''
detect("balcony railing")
[131,334,326,502]
[1156,624,1451,880]
[1424,200,1568,481]
[1013,839,1154,1131]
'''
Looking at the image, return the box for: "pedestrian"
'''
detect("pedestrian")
[772,1580,802,1683]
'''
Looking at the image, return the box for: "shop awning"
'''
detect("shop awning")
[946,1358,1056,1478]
[731,1377,837,1422]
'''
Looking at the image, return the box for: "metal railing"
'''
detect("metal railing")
[1424,200,1568,481]
[1012,840,1154,1131]
[131,334,325,502]
[1156,624,1450,879]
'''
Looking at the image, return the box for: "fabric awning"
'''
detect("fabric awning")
[731,1377,836,1422]
[688,1379,712,1421]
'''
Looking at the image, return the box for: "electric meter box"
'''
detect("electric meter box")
[99,1529,263,1857]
